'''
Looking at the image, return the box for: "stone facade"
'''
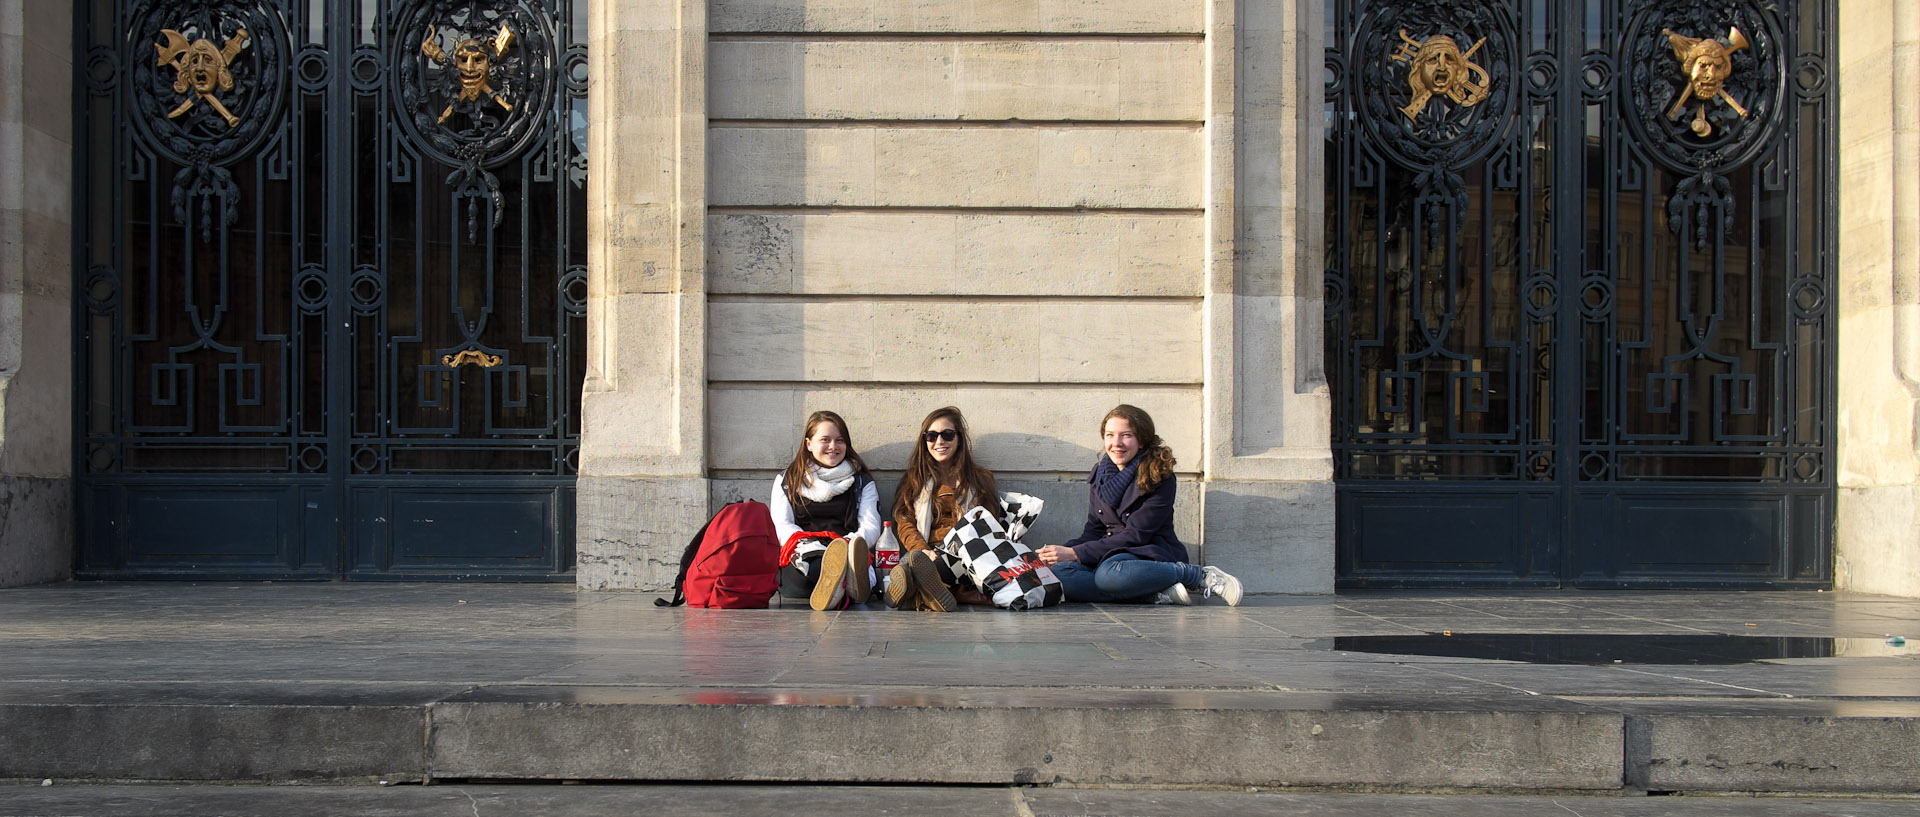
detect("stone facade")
[1834,1,1920,597]
[579,0,1333,593]
[0,2,74,588]
[4,1,1917,596]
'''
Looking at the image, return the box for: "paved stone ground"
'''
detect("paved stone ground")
[2,583,1914,697]
[0,583,1916,792]
[0,784,1916,817]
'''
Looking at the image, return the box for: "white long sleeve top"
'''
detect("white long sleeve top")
[769,474,883,559]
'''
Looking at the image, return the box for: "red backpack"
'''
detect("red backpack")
[654,501,780,609]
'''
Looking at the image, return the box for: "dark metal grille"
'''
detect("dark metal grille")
[76,0,586,578]
[1324,0,1834,587]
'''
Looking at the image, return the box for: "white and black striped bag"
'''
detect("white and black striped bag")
[939,493,1062,610]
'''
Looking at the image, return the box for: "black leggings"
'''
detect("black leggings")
[778,551,824,600]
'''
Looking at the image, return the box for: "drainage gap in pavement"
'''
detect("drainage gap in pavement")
[1319,634,1907,664]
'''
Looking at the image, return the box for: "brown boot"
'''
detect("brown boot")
[902,550,957,612]
[885,559,916,609]
[954,585,993,607]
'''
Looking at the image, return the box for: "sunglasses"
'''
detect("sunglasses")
[923,430,958,443]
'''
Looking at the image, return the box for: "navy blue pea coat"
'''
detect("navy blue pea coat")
[1061,464,1190,567]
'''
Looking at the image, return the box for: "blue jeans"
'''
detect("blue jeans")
[1051,553,1203,604]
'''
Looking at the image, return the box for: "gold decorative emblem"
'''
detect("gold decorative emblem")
[442,349,503,368]
[1391,30,1491,121]
[1662,26,1750,136]
[155,28,250,128]
[421,23,515,124]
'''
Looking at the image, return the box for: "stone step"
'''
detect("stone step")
[8,784,1920,817]
[4,685,1916,794]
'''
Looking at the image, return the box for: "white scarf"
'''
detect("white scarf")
[801,461,857,503]
[911,479,978,545]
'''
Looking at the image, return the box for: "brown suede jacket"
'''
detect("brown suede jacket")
[893,479,1004,552]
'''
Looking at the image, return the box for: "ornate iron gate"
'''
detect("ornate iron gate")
[1324,0,1834,587]
[75,0,587,579]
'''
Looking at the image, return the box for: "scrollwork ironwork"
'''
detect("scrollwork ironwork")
[1621,1,1786,251]
[392,1,558,243]
[1354,1,1517,220]
[126,0,287,242]
[1326,0,1835,586]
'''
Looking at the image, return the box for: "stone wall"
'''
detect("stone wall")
[0,1,74,587]
[578,0,1334,593]
[705,0,1208,552]
[1836,1,1920,597]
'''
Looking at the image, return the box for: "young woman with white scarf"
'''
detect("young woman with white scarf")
[770,410,883,610]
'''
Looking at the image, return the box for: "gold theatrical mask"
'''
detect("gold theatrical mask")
[1391,30,1491,121]
[1663,27,1750,137]
[421,23,515,124]
[155,28,250,128]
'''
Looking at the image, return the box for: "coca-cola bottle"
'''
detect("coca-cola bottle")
[874,521,902,593]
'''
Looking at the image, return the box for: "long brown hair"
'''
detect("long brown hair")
[1102,404,1175,493]
[781,410,870,508]
[893,406,1000,521]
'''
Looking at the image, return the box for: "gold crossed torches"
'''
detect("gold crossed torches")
[421,23,515,124]
[1663,26,1750,137]
[1390,29,1491,121]
[156,27,250,128]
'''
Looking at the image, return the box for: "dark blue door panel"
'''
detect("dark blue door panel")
[78,481,331,578]
[1570,488,1828,588]
[350,484,575,577]
[1337,485,1560,587]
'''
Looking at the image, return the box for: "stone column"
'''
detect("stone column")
[1200,0,1335,593]
[0,1,72,588]
[0,1,74,587]
[575,0,711,589]
[1836,1,1920,597]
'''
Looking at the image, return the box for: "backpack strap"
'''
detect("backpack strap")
[654,507,725,607]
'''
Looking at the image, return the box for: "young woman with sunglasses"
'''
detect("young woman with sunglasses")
[1034,404,1244,606]
[887,406,1004,611]
[770,410,881,610]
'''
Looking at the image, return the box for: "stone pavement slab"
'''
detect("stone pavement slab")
[0,584,1916,792]
[1,784,1917,817]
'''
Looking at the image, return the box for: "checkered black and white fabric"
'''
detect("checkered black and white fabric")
[938,493,1061,610]
[997,491,1042,542]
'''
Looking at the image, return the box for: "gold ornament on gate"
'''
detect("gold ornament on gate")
[442,349,503,368]
[155,28,250,128]
[1390,29,1491,121]
[1663,26,1750,137]
[421,23,515,124]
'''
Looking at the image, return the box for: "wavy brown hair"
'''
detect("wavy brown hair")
[781,410,870,509]
[1102,404,1176,493]
[893,406,1001,522]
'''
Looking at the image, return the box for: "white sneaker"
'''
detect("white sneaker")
[1156,583,1193,606]
[1200,565,1244,607]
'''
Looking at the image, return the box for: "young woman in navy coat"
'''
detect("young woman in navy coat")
[1035,404,1244,605]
